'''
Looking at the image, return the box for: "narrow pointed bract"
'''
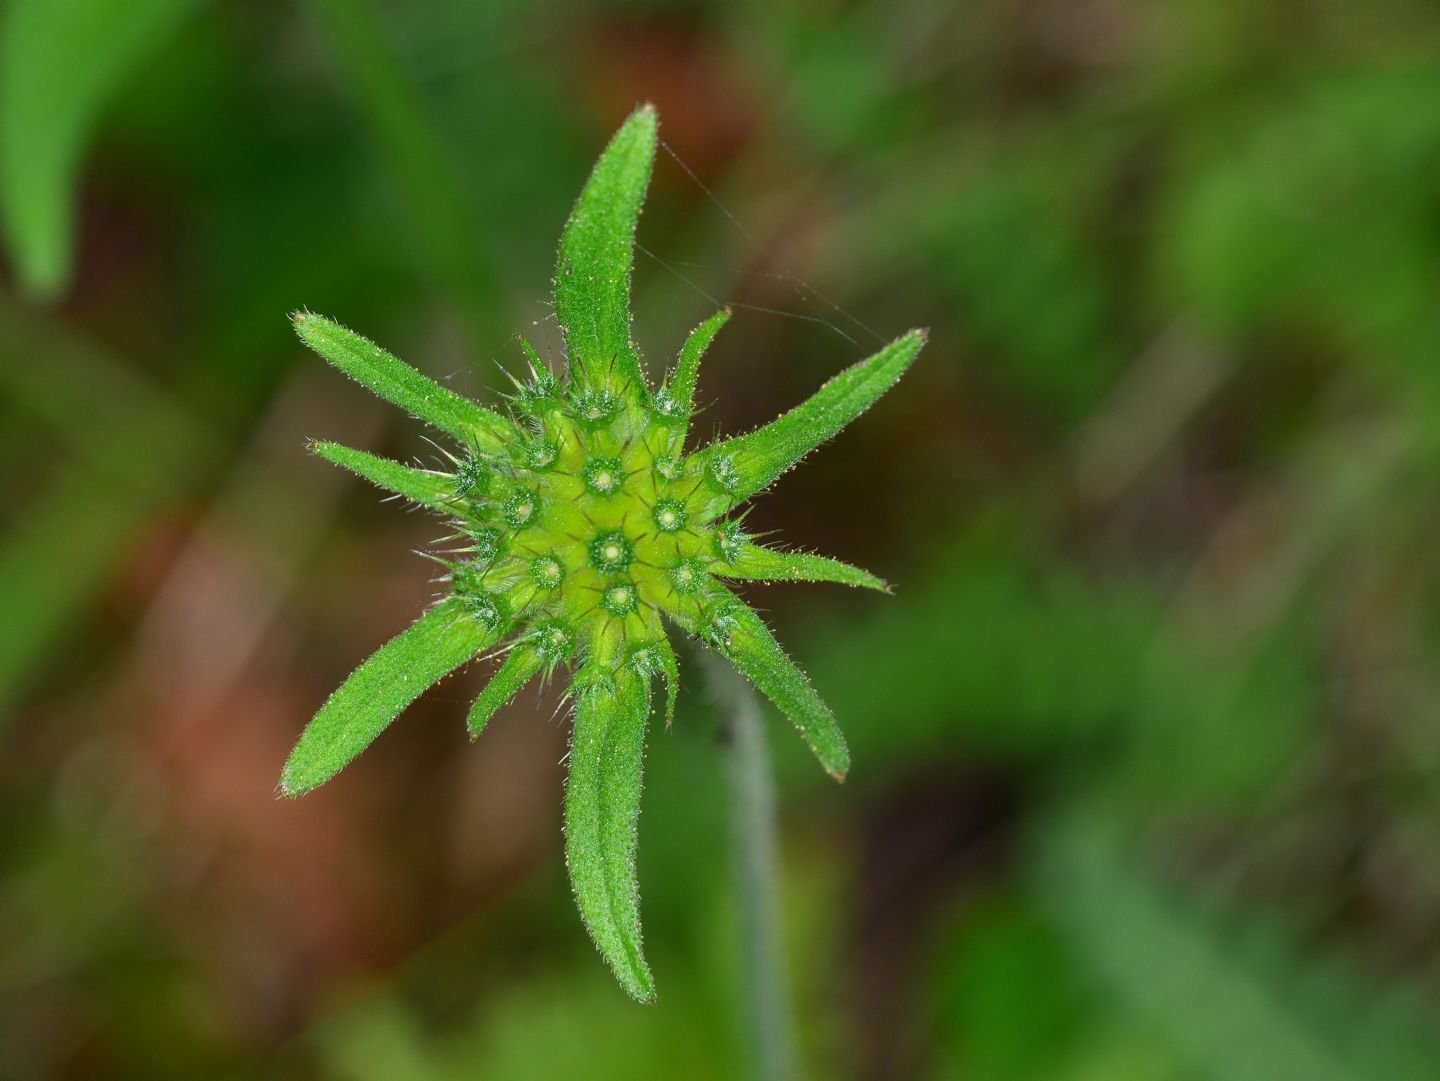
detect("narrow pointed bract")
[711,594,850,780]
[662,308,730,441]
[716,543,889,592]
[554,104,657,393]
[692,328,926,519]
[466,645,543,738]
[283,104,924,999]
[652,633,680,727]
[293,311,516,450]
[564,665,655,1002]
[281,599,494,796]
[309,440,455,508]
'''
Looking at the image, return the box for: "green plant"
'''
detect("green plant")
[279,104,924,1002]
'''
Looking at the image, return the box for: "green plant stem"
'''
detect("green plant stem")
[706,654,799,1081]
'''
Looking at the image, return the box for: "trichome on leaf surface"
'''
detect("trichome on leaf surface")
[280,103,926,1002]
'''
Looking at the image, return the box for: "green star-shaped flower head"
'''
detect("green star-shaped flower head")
[280,104,926,1002]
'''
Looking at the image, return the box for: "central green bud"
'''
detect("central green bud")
[589,530,635,573]
[600,581,639,616]
[582,454,626,496]
[653,497,686,533]
[435,378,736,672]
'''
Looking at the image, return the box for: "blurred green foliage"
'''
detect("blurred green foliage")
[0,0,199,298]
[4,0,1440,1079]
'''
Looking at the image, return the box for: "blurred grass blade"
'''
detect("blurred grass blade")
[281,598,492,796]
[554,105,656,391]
[694,329,926,519]
[302,0,505,348]
[0,294,211,723]
[0,0,197,299]
[466,645,542,739]
[717,544,888,592]
[293,312,514,450]
[0,464,150,720]
[717,595,849,780]
[564,667,655,1002]
[309,439,455,508]
[0,294,207,476]
[1037,813,1440,1081]
[667,308,730,439]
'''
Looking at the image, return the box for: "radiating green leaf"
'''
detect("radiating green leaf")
[293,312,515,450]
[715,595,849,780]
[692,328,926,519]
[309,439,455,507]
[554,105,656,392]
[281,598,492,796]
[0,0,198,299]
[466,645,542,739]
[664,308,730,438]
[716,543,887,592]
[564,666,655,1002]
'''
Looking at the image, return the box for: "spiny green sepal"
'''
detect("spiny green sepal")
[292,311,516,451]
[309,440,455,508]
[691,328,926,520]
[712,594,850,780]
[717,543,889,592]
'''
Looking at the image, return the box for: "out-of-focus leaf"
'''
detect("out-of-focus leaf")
[0,462,152,721]
[0,294,211,722]
[315,972,736,1081]
[1127,612,1319,807]
[0,0,199,298]
[302,0,508,348]
[926,896,1089,1081]
[792,521,1154,772]
[786,519,1315,810]
[940,166,1121,422]
[1163,70,1440,397]
[1035,812,1440,1081]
